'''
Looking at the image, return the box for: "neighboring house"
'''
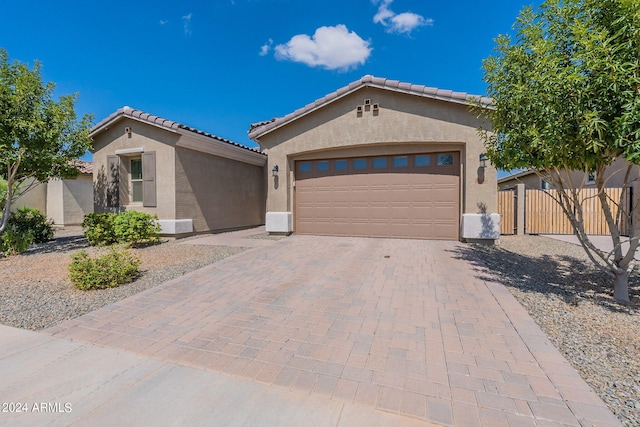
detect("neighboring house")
[249,75,499,242]
[90,107,266,236]
[13,161,94,226]
[498,158,640,190]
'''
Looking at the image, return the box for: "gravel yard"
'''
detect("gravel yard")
[0,227,247,330]
[471,235,639,427]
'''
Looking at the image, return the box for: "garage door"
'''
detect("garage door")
[295,152,460,240]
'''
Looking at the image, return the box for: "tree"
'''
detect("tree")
[0,48,93,234]
[477,0,640,301]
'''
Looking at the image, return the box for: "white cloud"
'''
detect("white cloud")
[259,39,273,56]
[182,13,192,35]
[372,0,432,34]
[274,25,371,71]
[159,19,168,25]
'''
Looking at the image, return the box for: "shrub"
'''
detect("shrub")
[9,207,54,244]
[68,247,140,290]
[82,213,117,246]
[112,211,161,246]
[1,226,34,256]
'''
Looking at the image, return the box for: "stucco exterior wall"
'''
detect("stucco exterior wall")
[12,178,47,213]
[257,87,496,218]
[174,146,265,233]
[92,118,177,220]
[46,175,93,225]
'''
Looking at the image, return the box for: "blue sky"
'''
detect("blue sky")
[1,0,536,168]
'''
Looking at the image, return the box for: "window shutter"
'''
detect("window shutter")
[106,155,120,208]
[142,151,157,207]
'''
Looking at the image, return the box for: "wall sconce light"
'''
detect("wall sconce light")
[479,153,488,168]
[272,165,279,177]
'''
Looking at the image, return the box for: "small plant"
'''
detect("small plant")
[68,246,140,290]
[82,212,117,246]
[9,207,54,244]
[1,226,34,256]
[112,211,161,246]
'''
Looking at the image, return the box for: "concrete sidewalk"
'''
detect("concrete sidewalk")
[542,234,640,260]
[0,325,430,427]
[1,230,622,426]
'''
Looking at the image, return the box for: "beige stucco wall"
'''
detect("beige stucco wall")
[174,147,265,233]
[92,118,178,220]
[12,178,47,213]
[46,175,93,225]
[256,87,497,222]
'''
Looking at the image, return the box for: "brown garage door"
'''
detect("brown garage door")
[295,152,460,240]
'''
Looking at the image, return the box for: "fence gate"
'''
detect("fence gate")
[525,188,631,235]
[497,188,517,235]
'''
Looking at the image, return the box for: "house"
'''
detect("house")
[249,75,499,242]
[498,158,640,190]
[13,161,94,226]
[90,107,266,236]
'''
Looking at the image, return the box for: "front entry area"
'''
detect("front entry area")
[294,152,460,240]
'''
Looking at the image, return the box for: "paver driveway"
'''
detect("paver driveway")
[46,231,619,426]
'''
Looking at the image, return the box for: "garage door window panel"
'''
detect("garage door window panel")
[415,155,431,167]
[373,157,387,169]
[393,156,408,168]
[437,153,454,166]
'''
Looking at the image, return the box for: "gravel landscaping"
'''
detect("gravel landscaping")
[0,227,247,330]
[471,235,639,427]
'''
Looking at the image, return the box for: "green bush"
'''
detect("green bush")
[82,213,117,246]
[9,207,54,244]
[112,211,161,246]
[1,226,34,256]
[68,247,140,290]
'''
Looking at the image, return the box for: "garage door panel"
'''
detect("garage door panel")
[295,153,459,239]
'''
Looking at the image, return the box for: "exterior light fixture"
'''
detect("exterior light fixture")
[479,153,488,168]
[272,165,279,177]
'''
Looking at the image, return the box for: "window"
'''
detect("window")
[373,157,387,169]
[415,155,430,167]
[586,172,596,184]
[334,159,348,170]
[317,160,329,171]
[437,154,454,166]
[130,158,143,203]
[299,161,312,172]
[353,158,367,169]
[393,156,408,168]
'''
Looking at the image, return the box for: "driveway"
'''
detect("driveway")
[4,231,620,426]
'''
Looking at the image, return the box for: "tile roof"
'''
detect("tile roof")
[71,160,93,175]
[91,106,264,155]
[248,75,494,140]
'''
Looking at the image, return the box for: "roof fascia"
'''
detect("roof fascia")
[176,130,266,167]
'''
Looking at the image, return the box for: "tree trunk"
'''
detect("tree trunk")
[614,269,630,302]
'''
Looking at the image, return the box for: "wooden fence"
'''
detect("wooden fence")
[497,189,516,235]
[497,187,631,235]
[525,188,630,235]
